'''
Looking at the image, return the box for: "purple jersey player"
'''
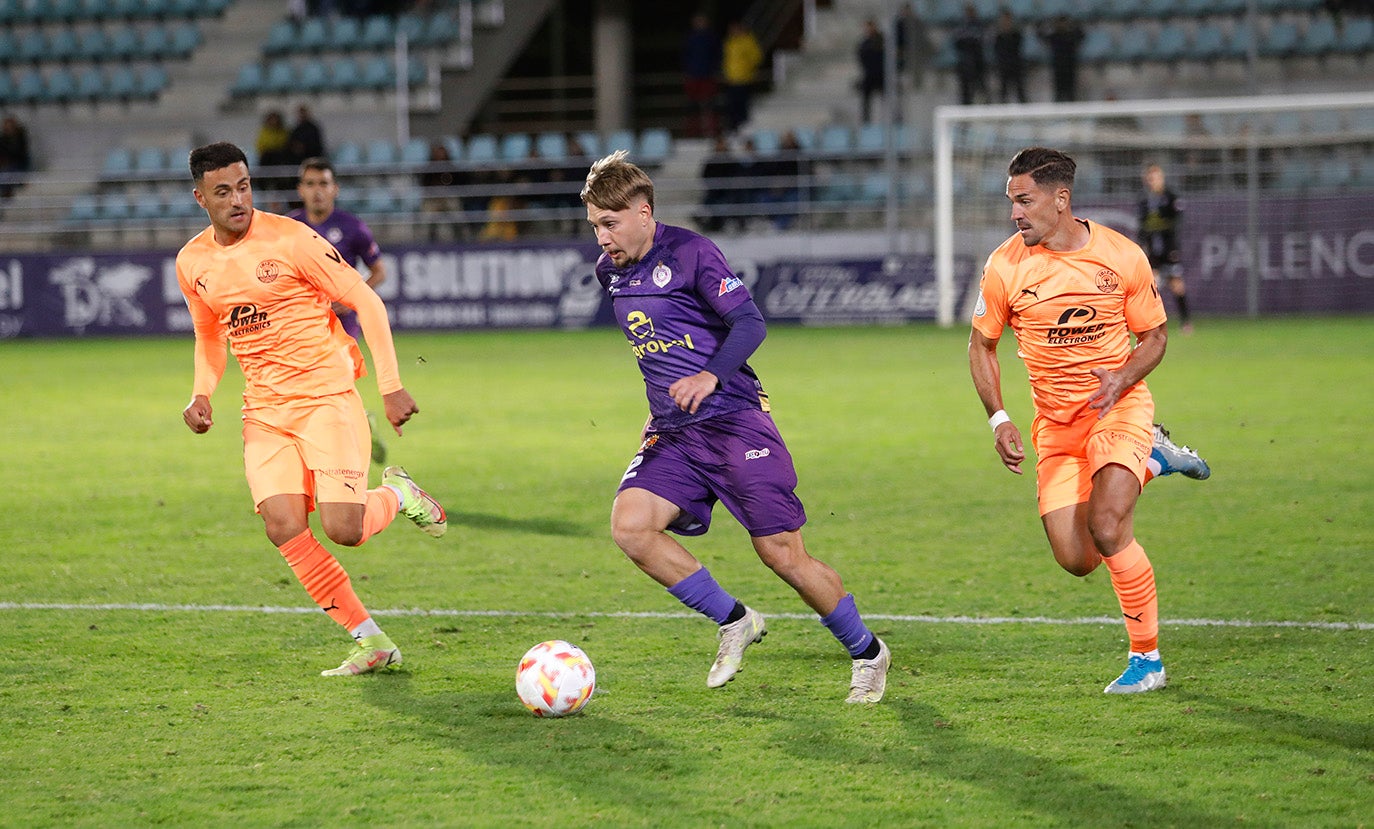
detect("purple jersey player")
[581,150,891,703]
[289,156,390,465]
[288,157,387,340]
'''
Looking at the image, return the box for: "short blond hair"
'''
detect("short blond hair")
[580,149,655,211]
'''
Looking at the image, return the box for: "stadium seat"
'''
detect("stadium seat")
[0,72,15,104]
[231,63,264,96]
[817,125,852,157]
[362,188,399,214]
[534,131,568,161]
[263,20,296,55]
[132,188,164,219]
[1262,21,1300,57]
[396,12,426,44]
[499,132,532,162]
[331,140,363,168]
[1314,157,1352,189]
[407,55,426,87]
[855,123,888,155]
[858,172,892,206]
[418,11,457,46]
[359,55,394,90]
[328,56,362,92]
[637,128,671,164]
[49,29,81,62]
[108,25,140,60]
[363,138,399,168]
[298,58,329,93]
[263,61,296,95]
[298,17,328,52]
[1116,27,1153,63]
[332,15,362,49]
[1355,155,1374,187]
[169,22,200,58]
[136,64,168,99]
[1154,24,1189,62]
[1222,24,1256,60]
[0,31,15,66]
[140,26,174,60]
[17,30,48,63]
[790,126,816,152]
[573,130,601,157]
[49,0,82,23]
[606,129,635,155]
[77,28,112,62]
[464,133,497,163]
[68,193,100,223]
[360,15,394,50]
[1309,109,1343,134]
[47,69,80,105]
[97,191,134,221]
[400,137,430,166]
[1336,16,1374,54]
[134,146,165,173]
[441,135,464,163]
[102,146,135,177]
[1189,23,1226,61]
[75,65,105,100]
[1079,29,1115,63]
[1298,16,1338,57]
[750,128,780,157]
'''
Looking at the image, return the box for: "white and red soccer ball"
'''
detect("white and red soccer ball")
[515,640,595,717]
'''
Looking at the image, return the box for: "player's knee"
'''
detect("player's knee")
[262,516,309,547]
[1087,514,1130,555]
[321,518,364,547]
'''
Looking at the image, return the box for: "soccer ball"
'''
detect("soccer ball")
[515,640,596,717]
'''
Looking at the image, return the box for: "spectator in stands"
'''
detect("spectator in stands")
[682,14,722,138]
[993,10,1027,104]
[951,4,989,106]
[418,140,460,243]
[0,115,32,199]
[894,2,933,90]
[288,105,325,164]
[721,21,763,132]
[697,134,738,233]
[256,110,292,168]
[732,136,765,228]
[1039,15,1085,103]
[758,130,805,230]
[856,19,886,124]
[1138,163,1193,335]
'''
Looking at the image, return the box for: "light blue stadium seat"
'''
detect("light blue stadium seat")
[132,189,164,219]
[102,146,135,176]
[332,15,362,49]
[1337,16,1373,53]
[464,133,497,163]
[638,128,671,164]
[858,172,892,206]
[77,28,112,62]
[264,20,296,55]
[47,68,80,104]
[17,30,47,63]
[1299,16,1338,57]
[108,25,140,60]
[441,135,463,162]
[535,131,568,161]
[263,61,296,95]
[68,193,100,223]
[418,11,457,46]
[605,129,635,155]
[401,137,430,166]
[331,141,363,168]
[1314,157,1352,189]
[50,0,82,22]
[363,188,399,214]
[1117,27,1153,63]
[0,30,14,64]
[1079,28,1115,63]
[299,17,329,52]
[396,12,425,43]
[360,14,394,50]
[1271,110,1304,134]
[0,0,18,24]
[1309,109,1343,134]
[750,128,780,157]
[134,146,165,173]
[364,138,399,168]
[49,29,80,62]
[104,0,143,21]
[817,124,852,156]
[0,72,15,104]
[329,56,361,91]
[1154,24,1189,62]
[1262,21,1300,57]
[790,126,816,152]
[499,132,532,162]
[1189,23,1225,60]
[170,22,200,58]
[855,123,887,155]
[231,63,264,96]
[298,58,328,93]
[407,56,426,86]
[1223,24,1256,59]
[573,130,600,156]
[97,191,134,221]
[1356,155,1374,186]
[76,66,105,100]
[136,64,168,99]
[359,55,394,90]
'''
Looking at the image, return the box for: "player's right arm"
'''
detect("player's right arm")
[177,255,227,434]
[969,259,1024,474]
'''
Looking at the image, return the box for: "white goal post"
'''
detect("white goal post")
[932,90,1374,326]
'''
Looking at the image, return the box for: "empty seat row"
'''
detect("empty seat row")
[231,55,429,97]
[747,124,928,159]
[262,12,462,56]
[927,0,1324,26]
[0,0,228,24]
[0,22,201,65]
[100,144,190,178]
[0,63,167,105]
[1081,17,1374,63]
[327,128,673,170]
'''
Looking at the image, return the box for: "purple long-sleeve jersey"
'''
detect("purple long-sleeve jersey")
[595,223,769,431]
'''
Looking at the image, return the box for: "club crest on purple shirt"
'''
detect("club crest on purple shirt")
[652,263,672,287]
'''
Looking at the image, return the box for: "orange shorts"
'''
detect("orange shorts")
[242,391,370,512]
[1032,385,1154,516]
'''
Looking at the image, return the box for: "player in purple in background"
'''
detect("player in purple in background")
[288,156,390,465]
[581,150,892,703]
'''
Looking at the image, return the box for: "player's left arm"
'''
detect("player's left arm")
[667,246,764,413]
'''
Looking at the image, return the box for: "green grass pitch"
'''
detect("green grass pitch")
[0,318,1369,827]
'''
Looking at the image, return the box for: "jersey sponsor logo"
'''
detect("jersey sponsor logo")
[256,259,283,283]
[743,448,771,460]
[718,274,743,296]
[652,263,672,287]
[973,293,987,317]
[624,310,697,359]
[227,303,270,337]
[1094,268,1120,293]
[1046,306,1105,345]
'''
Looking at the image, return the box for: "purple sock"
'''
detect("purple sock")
[820,593,875,657]
[667,567,738,625]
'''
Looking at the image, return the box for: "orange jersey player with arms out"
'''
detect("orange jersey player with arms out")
[176,141,447,677]
[968,146,1211,695]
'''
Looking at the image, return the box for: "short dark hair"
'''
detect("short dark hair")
[1008,146,1076,190]
[189,142,249,182]
[297,156,334,179]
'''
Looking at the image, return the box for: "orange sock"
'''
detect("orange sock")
[358,487,400,544]
[1101,539,1159,653]
[277,529,370,631]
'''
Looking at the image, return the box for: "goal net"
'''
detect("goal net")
[932,91,1374,326]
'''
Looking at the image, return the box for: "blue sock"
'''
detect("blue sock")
[820,593,876,658]
[667,567,739,626]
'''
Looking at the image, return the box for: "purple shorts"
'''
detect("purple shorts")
[617,407,807,537]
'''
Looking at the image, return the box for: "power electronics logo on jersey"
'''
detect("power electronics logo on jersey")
[228,303,270,336]
[256,260,284,283]
[1046,306,1106,345]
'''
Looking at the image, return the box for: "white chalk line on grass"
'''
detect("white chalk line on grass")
[1,602,1370,631]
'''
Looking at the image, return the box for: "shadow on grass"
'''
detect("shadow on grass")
[446,510,596,538]
[1173,690,1374,753]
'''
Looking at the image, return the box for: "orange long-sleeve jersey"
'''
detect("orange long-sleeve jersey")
[175,209,402,407]
[972,219,1167,423]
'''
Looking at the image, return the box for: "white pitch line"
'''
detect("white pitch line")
[1,602,1370,631]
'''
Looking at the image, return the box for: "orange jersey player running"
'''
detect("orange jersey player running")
[968,146,1210,695]
[176,141,447,677]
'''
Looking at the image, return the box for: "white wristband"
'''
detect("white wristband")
[988,409,1011,431]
